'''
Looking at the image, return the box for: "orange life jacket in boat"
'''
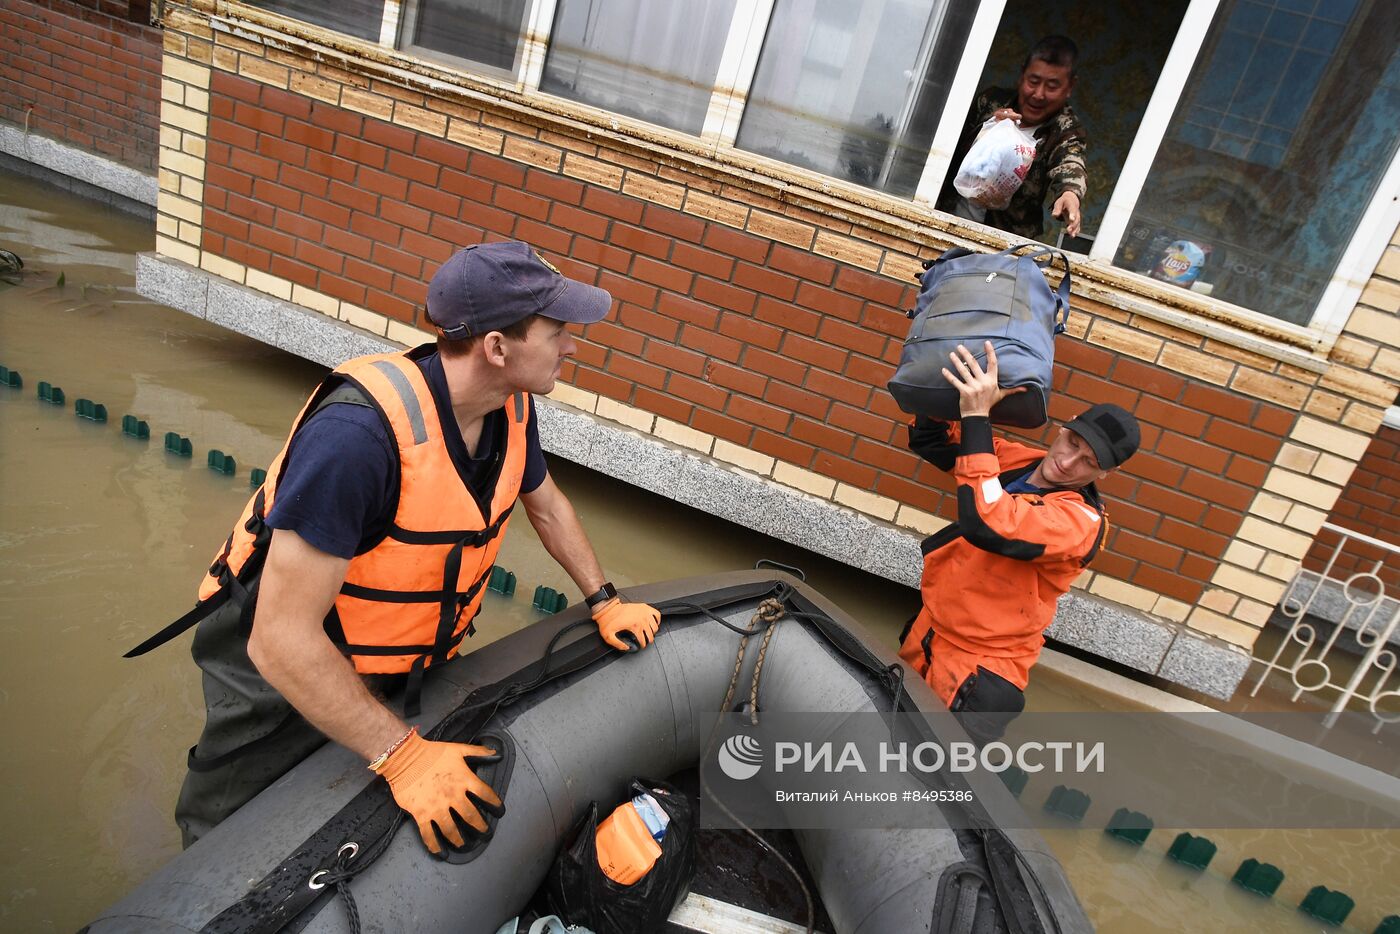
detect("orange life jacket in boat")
[198,349,529,679]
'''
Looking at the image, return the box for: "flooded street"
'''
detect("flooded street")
[1,171,1395,933]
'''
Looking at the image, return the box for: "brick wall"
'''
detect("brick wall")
[0,0,161,172]
[198,67,1297,609]
[1304,422,1400,593]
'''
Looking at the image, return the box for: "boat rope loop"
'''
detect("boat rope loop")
[720,597,787,726]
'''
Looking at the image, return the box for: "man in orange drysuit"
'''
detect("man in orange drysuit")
[898,342,1139,741]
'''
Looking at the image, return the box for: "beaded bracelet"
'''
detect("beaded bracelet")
[368,725,418,772]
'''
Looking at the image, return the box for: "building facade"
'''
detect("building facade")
[4,0,1398,699]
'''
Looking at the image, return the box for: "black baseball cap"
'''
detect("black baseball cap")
[1066,403,1140,470]
[426,241,612,339]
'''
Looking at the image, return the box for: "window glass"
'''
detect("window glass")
[1114,0,1400,325]
[541,0,738,135]
[245,0,386,42]
[735,0,977,196]
[407,0,530,74]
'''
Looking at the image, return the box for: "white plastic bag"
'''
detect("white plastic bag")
[953,117,1038,211]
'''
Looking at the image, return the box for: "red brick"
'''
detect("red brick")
[694,277,756,314]
[414,134,471,171]
[251,177,302,213]
[815,317,885,359]
[852,437,924,475]
[363,287,416,323]
[571,338,608,368]
[1135,396,1207,435]
[550,203,610,240]
[643,342,706,378]
[1112,358,1187,401]
[706,361,767,397]
[812,452,877,487]
[1182,384,1253,425]
[794,281,862,320]
[834,266,905,306]
[345,257,394,292]
[209,118,258,151]
[1156,517,1225,553]
[1126,453,1185,488]
[1104,500,1161,536]
[294,238,347,273]
[1056,339,1115,377]
[387,151,440,187]
[611,223,671,260]
[795,417,856,459]
[702,224,769,263]
[875,473,946,513]
[640,204,702,243]
[1252,404,1295,437]
[734,263,799,301]
[439,168,493,204]
[658,292,720,329]
[381,200,433,234]
[257,135,308,169]
[782,333,848,372]
[764,382,830,421]
[729,394,793,431]
[754,296,820,336]
[233,100,284,137]
[863,304,910,339]
[751,429,814,466]
[350,211,402,246]
[769,245,836,284]
[671,242,734,279]
[470,151,527,187]
[829,403,896,444]
[572,237,632,275]
[692,409,753,445]
[357,166,409,201]
[1113,530,1185,570]
[805,368,871,408]
[333,135,386,170]
[493,187,551,222]
[1180,553,1221,581]
[301,194,353,229]
[608,353,667,390]
[1203,419,1282,460]
[1065,371,1139,414]
[597,271,658,309]
[578,320,641,356]
[370,242,423,279]
[668,373,730,410]
[310,101,364,136]
[1180,469,1254,511]
[683,325,743,363]
[323,180,375,214]
[618,304,680,342]
[304,151,359,184]
[633,388,693,424]
[844,354,894,390]
[514,216,570,252]
[719,314,784,352]
[1156,434,1230,474]
[525,169,585,205]
[317,273,366,305]
[574,367,632,401]
[229,146,281,181]
[1130,565,1203,603]
[259,85,312,121]
[581,187,644,224]
[1088,550,1137,582]
[632,255,693,292]
[401,229,453,265]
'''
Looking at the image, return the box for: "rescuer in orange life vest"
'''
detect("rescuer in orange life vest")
[897,342,1139,743]
[157,242,662,851]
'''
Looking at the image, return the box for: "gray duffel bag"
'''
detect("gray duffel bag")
[887,243,1071,428]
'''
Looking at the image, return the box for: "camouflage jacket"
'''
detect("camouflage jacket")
[936,87,1088,240]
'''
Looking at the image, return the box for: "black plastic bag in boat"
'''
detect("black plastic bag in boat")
[545,778,697,934]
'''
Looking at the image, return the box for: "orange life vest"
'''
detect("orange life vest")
[198,349,529,679]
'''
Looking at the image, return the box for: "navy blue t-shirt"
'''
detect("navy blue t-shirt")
[265,352,546,559]
[1004,471,1046,496]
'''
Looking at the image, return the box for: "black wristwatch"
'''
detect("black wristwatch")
[584,581,618,609]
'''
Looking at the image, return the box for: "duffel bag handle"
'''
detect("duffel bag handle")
[1002,244,1072,334]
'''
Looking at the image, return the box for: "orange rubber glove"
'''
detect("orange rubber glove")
[373,731,502,854]
[592,597,661,651]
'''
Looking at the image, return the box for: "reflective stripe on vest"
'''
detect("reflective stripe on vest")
[196,348,529,676]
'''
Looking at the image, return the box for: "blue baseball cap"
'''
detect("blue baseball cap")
[426,241,612,339]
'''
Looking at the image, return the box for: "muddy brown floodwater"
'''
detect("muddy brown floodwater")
[1,171,1394,933]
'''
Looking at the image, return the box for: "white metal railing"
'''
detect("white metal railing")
[1250,522,1400,732]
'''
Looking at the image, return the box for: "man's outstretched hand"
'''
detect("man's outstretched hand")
[942,341,1026,419]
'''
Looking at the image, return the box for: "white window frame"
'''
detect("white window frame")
[367,0,1395,339]
[388,0,548,85]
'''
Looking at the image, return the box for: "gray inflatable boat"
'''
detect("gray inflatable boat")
[84,572,1092,933]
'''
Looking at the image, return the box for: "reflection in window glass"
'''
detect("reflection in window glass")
[407,0,530,73]
[1115,0,1400,325]
[246,0,386,43]
[541,0,738,135]
[736,0,976,196]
